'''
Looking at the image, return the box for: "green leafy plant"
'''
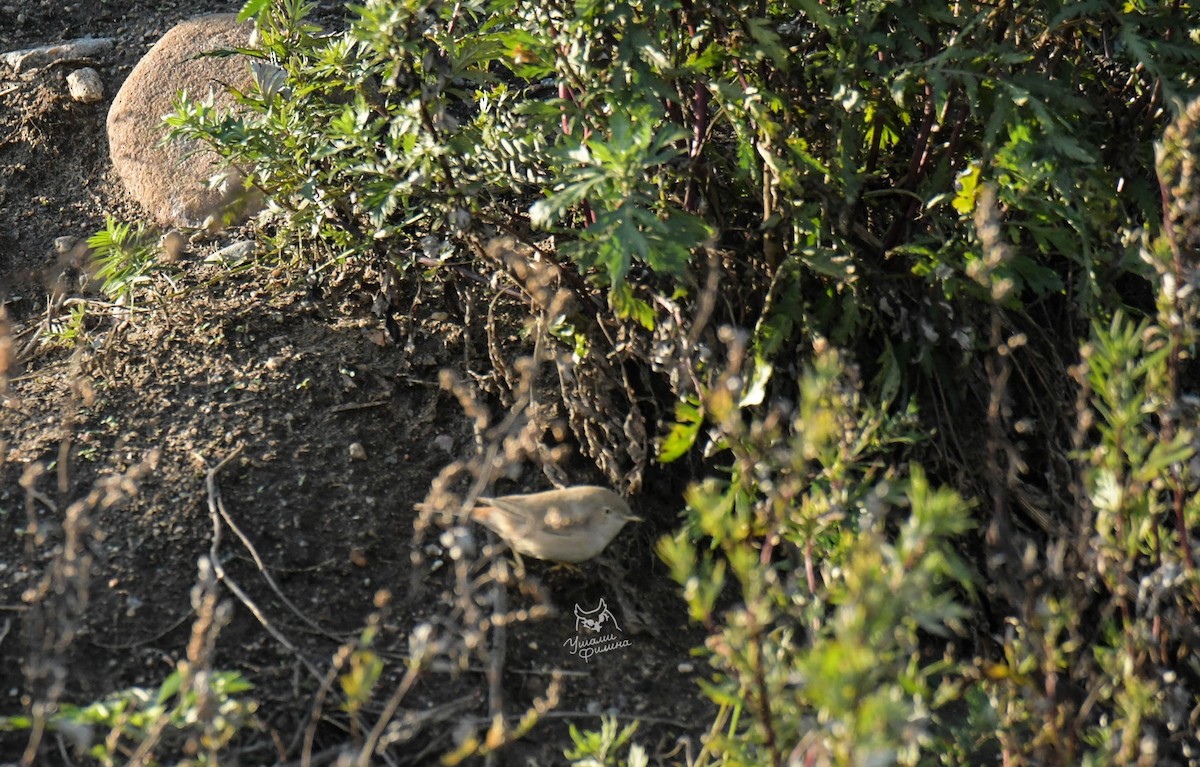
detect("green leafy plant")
[162,0,1200,482]
[87,216,160,308]
[565,716,645,767]
[658,346,975,766]
[0,670,257,767]
[43,302,89,348]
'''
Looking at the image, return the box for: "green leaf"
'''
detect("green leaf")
[746,18,789,67]
[610,283,655,330]
[340,650,384,711]
[155,670,183,705]
[1009,255,1064,296]
[952,163,981,215]
[875,341,903,407]
[237,0,270,23]
[0,715,33,730]
[212,671,255,694]
[660,397,704,463]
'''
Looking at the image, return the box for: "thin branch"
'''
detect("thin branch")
[352,664,423,767]
[201,445,324,681]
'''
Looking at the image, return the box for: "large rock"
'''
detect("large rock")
[107,14,256,228]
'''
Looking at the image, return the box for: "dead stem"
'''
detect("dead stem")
[200,443,324,681]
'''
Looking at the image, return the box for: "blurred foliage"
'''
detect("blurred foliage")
[659,344,976,766]
[0,670,256,767]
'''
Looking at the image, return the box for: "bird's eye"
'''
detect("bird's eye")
[603,507,611,514]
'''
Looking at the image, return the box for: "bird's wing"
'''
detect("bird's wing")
[472,500,533,537]
[480,495,593,535]
[540,502,594,533]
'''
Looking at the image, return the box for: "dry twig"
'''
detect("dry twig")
[200,444,324,681]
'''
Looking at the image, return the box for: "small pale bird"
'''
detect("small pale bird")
[471,486,641,564]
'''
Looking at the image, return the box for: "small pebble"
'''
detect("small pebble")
[207,239,256,264]
[53,235,77,254]
[348,442,367,461]
[66,67,103,103]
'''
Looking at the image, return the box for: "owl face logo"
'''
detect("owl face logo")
[574,598,620,633]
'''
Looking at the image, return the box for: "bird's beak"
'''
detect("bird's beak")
[626,514,644,523]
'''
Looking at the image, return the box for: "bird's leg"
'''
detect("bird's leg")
[547,561,585,576]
